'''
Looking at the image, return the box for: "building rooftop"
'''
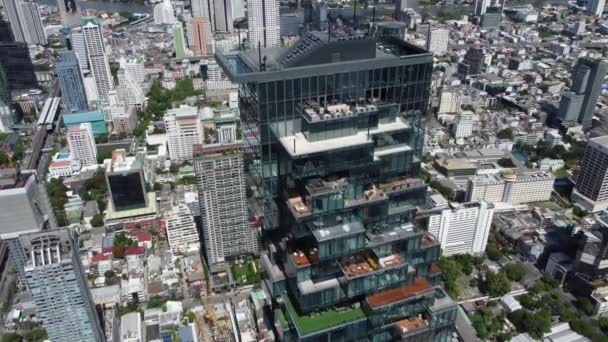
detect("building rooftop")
[395,317,429,336]
[366,277,434,309]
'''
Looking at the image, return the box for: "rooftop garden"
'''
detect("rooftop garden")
[283,295,365,337]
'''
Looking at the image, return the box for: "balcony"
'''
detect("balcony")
[377,177,425,195]
[366,277,434,311]
[395,316,430,337]
[287,196,312,219]
[367,223,419,247]
[340,253,406,280]
[421,233,440,249]
[290,249,317,268]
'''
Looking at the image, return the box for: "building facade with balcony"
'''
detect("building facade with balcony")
[217,30,456,341]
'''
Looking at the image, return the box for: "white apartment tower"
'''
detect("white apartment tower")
[4,0,47,45]
[67,123,97,166]
[467,172,555,204]
[427,201,494,256]
[247,0,280,48]
[117,68,145,109]
[427,28,449,55]
[165,204,201,254]
[164,106,203,163]
[70,28,89,73]
[194,142,259,272]
[454,112,474,139]
[120,58,145,84]
[438,88,461,114]
[587,0,606,16]
[153,0,177,25]
[82,19,113,99]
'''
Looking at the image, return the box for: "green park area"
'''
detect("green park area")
[230,259,261,286]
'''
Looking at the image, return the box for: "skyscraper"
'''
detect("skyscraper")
[587,0,606,16]
[3,0,46,45]
[191,0,233,32]
[17,0,47,45]
[117,67,145,108]
[190,17,211,56]
[14,229,106,342]
[427,201,494,256]
[0,63,11,105]
[191,0,209,18]
[194,142,258,272]
[105,149,148,212]
[172,23,191,59]
[69,27,89,72]
[573,136,608,212]
[165,204,201,254]
[153,0,177,25]
[82,18,113,99]
[67,123,97,166]
[247,0,280,48]
[216,31,456,341]
[57,51,88,113]
[426,28,449,55]
[0,41,38,90]
[0,14,15,42]
[558,58,607,130]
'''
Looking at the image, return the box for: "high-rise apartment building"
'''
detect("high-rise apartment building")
[164,106,202,163]
[0,41,37,89]
[194,142,258,272]
[458,43,485,78]
[0,63,11,105]
[247,0,280,48]
[117,68,145,108]
[153,0,177,25]
[69,27,89,72]
[428,201,494,256]
[82,18,113,99]
[190,17,211,56]
[57,51,88,113]
[467,171,555,204]
[573,136,608,212]
[17,0,47,45]
[67,123,97,166]
[120,58,145,84]
[558,58,607,130]
[587,0,606,16]
[14,229,106,342]
[216,30,456,341]
[165,204,201,254]
[191,0,233,32]
[454,112,474,139]
[427,28,449,55]
[173,23,191,59]
[438,88,461,114]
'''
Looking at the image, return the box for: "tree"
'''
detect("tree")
[503,263,525,282]
[24,328,47,342]
[578,297,595,316]
[169,164,180,174]
[497,158,515,167]
[0,150,9,165]
[439,256,461,299]
[153,182,162,191]
[497,128,514,140]
[187,311,196,323]
[518,294,540,310]
[105,270,115,285]
[486,244,502,261]
[90,213,104,227]
[1,333,22,342]
[485,270,511,297]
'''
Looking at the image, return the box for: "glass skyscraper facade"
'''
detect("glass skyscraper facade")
[217,30,456,341]
[57,51,88,113]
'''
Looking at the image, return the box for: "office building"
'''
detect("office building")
[190,17,211,56]
[70,27,89,72]
[427,202,494,256]
[572,136,608,212]
[117,67,145,108]
[165,204,201,254]
[216,30,456,341]
[153,0,177,25]
[164,106,202,163]
[18,0,47,45]
[467,171,555,204]
[0,172,53,240]
[67,123,97,166]
[57,51,88,113]
[0,41,37,89]
[247,0,280,48]
[11,229,105,342]
[480,7,502,30]
[427,28,449,55]
[558,58,607,130]
[458,43,485,78]
[173,23,191,59]
[82,18,113,99]
[194,143,258,272]
[105,149,148,212]
[0,64,11,105]
[474,0,492,15]
[587,0,606,16]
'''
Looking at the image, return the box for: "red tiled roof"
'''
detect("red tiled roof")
[91,253,108,262]
[50,160,71,168]
[124,246,146,256]
[135,232,152,242]
[367,277,434,309]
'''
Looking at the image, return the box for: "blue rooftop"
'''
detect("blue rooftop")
[63,111,107,135]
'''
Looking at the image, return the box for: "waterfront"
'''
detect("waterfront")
[39,0,153,14]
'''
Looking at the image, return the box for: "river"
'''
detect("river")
[39,0,153,15]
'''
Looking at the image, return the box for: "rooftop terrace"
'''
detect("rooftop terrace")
[366,277,434,310]
[283,295,366,337]
[395,317,429,336]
